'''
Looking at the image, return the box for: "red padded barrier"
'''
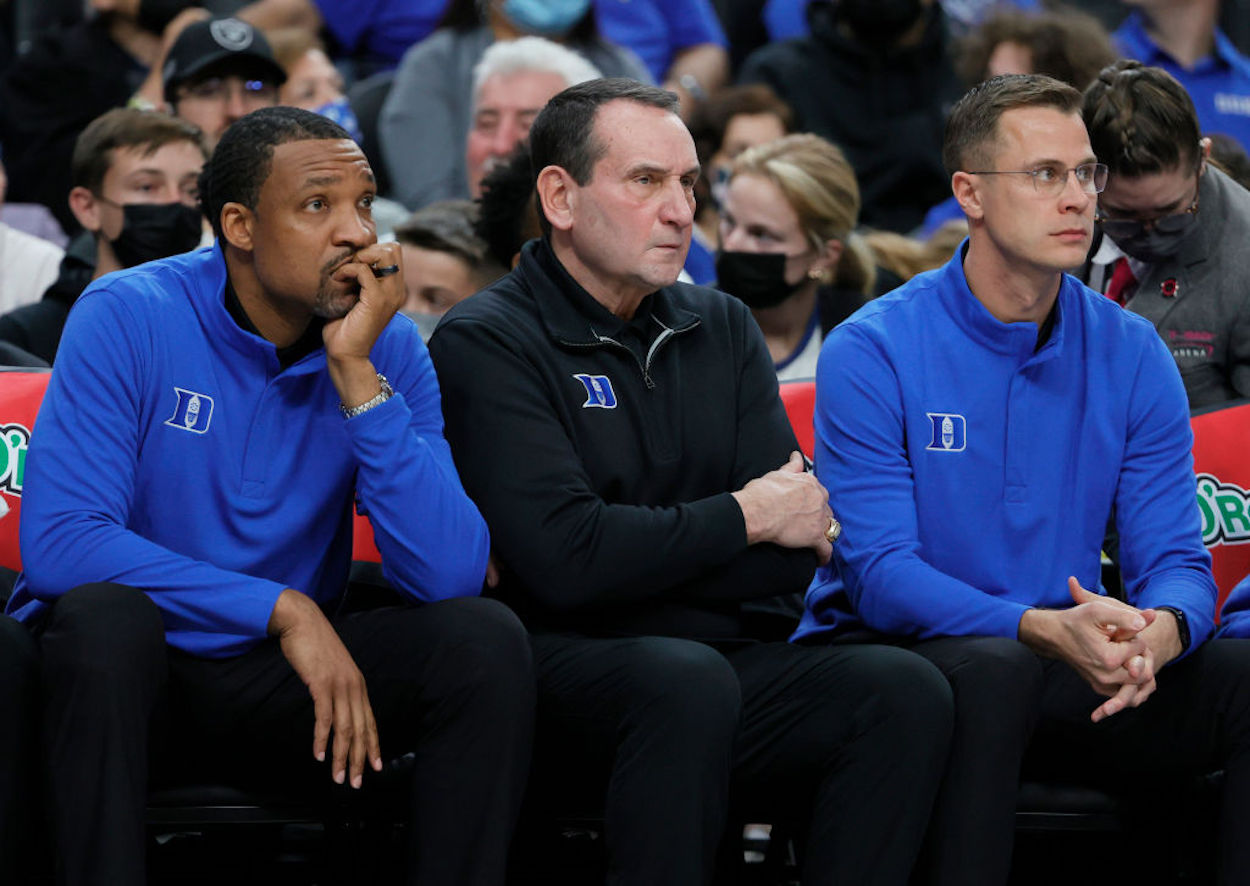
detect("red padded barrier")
[0,369,51,572]
[778,379,816,461]
[1191,400,1250,618]
[351,507,382,564]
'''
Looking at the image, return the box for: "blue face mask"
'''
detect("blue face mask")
[314,97,363,144]
[501,0,592,36]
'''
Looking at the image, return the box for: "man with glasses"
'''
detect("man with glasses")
[1081,59,1250,409]
[796,73,1250,885]
[162,18,285,152]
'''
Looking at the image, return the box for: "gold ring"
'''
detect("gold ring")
[824,517,841,543]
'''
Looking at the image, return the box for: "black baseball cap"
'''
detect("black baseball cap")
[163,18,287,104]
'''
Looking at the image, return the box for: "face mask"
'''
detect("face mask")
[402,309,442,342]
[837,0,924,46]
[137,0,195,33]
[716,251,806,310]
[314,97,364,145]
[1101,212,1197,264]
[500,0,592,36]
[108,202,204,268]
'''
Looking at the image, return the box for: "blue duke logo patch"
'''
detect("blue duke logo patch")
[573,374,618,409]
[925,413,966,452]
[165,388,214,434]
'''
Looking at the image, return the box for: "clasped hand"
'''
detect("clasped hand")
[1049,577,1172,723]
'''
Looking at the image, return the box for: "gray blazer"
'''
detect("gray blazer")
[1121,166,1250,410]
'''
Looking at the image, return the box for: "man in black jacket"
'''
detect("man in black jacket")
[738,0,962,233]
[428,78,953,886]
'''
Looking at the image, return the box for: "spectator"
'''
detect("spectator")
[955,7,1116,90]
[0,158,64,315]
[392,200,505,339]
[0,0,202,232]
[689,83,793,259]
[796,72,1250,885]
[0,109,207,366]
[378,0,650,210]
[592,0,730,116]
[474,140,543,269]
[716,133,875,379]
[429,78,952,886]
[465,37,601,200]
[1114,0,1250,152]
[920,5,1117,238]
[157,17,287,152]
[739,0,963,232]
[4,107,534,884]
[268,26,363,141]
[1081,59,1250,409]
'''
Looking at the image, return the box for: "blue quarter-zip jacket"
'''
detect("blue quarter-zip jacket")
[793,247,1215,655]
[6,244,489,657]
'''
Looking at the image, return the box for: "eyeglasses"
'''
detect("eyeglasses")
[1096,183,1201,240]
[177,77,279,105]
[966,162,1109,196]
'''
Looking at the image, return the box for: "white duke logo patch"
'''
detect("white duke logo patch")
[165,388,214,434]
[573,374,618,409]
[925,413,966,452]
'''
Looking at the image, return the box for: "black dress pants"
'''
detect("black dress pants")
[36,583,536,886]
[527,633,953,886]
[0,614,43,883]
[910,635,1250,886]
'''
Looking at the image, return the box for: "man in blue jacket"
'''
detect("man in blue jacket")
[796,73,1250,885]
[5,107,534,885]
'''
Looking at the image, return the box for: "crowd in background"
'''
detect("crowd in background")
[2,0,1250,380]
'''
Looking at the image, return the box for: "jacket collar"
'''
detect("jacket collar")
[517,238,701,347]
[177,241,327,376]
[935,240,1067,362]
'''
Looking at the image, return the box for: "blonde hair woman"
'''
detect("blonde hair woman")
[717,133,876,379]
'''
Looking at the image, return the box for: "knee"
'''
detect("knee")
[415,596,534,690]
[42,583,165,673]
[939,636,1043,703]
[800,646,955,750]
[614,638,742,740]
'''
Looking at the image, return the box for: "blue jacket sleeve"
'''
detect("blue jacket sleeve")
[17,289,288,645]
[352,326,490,601]
[1116,332,1217,657]
[814,324,1031,639]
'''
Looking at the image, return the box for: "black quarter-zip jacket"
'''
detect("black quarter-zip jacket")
[429,239,817,639]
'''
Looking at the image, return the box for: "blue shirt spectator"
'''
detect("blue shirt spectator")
[1115,10,1250,151]
[594,0,727,83]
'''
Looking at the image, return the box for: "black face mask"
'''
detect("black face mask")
[716,251,806,310]
[109,202,204,268]
[837,0,925,46]
[137,0,196,33]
